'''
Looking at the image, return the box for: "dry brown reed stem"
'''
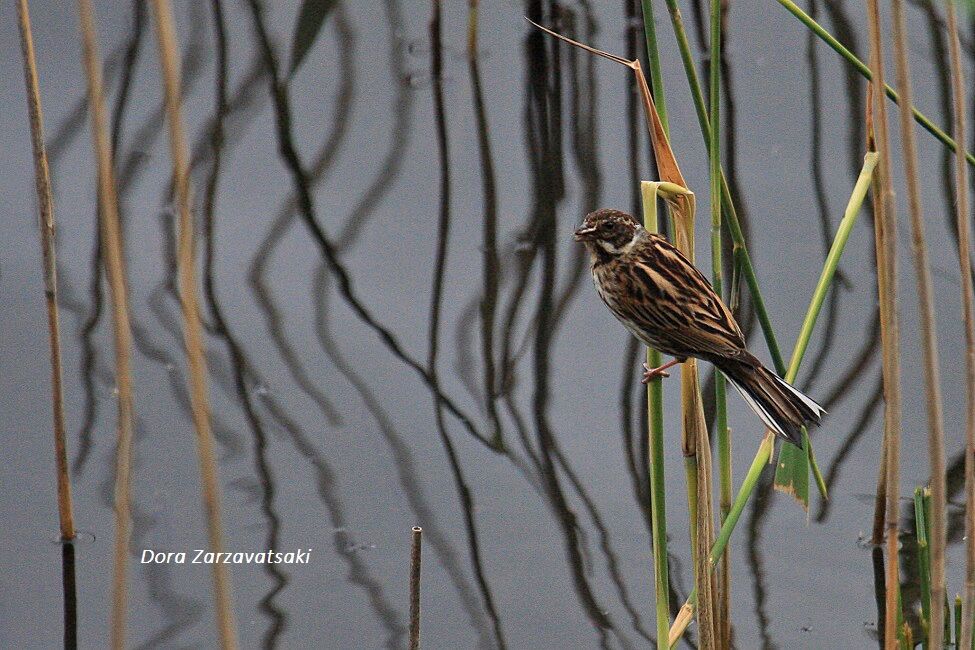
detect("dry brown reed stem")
[866,84,889,546]
[76,1,136,647]
[946,2,975,646]
[670,195,717,649]
[410,526,423,650]
[890,0,947,644]
[864,1,902,647]
[149,1,238,647]
[16,0,76,542]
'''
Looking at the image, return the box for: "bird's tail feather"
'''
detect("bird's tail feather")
[719,361,825,447]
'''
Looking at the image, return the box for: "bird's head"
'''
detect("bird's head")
[574,208,642,256]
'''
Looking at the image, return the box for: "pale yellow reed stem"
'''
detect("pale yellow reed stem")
[76,1,136,647]
[149,1,238,647]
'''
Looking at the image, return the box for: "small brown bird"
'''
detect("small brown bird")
[574,208,824,447]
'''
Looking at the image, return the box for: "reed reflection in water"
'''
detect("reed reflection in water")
[3,1,975,648]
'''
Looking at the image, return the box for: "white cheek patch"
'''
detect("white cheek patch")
[597,240,622,255]
[620,231,642,255]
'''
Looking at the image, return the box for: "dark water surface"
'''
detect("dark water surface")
[3,0,975,648]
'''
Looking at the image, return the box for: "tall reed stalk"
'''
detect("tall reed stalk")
[707,0,731,644]
[889,0,947,644]
[76,1,137,647]
[946,0,975,645]
[16,0,76,542]
[149,1,238,647]
[863,1,903,647]
[640,183,671,648]
[635,11,672,644]
[643,95,718,647]
[639,0,668,133]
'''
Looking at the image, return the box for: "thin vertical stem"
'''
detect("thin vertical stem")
[661,0,785,375]
[640,0,668,133]
[641,182,670,648]
[708,0,730,645]
[149,1,238,647]
[889,0,946,645]
[864,0,902,647]
[916,487,932,645]
[16,0,76,542]
[947,1,975,646]
[76,1,137,648]
[410,526,423,650]
[636,8,672,643]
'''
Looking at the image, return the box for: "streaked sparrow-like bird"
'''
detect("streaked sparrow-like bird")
[574,208,824,447]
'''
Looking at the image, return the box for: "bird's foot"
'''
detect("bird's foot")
[641,359,681,384]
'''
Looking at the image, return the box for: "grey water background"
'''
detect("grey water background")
[2,0,974,647]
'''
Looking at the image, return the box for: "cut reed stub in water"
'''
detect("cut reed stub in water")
[409,526,422,650]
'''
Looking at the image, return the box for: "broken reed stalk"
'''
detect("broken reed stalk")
[76,1,137,647]
[16,0,76,542]
[466,0,478,53]
[149,1,238,647]
[863,0,903,647]
[640,183,671,649]
[946,0,975,644]
[915,487,932,636]
[889,0,947,644]
[410,526,422,650]
[707,0,731,645]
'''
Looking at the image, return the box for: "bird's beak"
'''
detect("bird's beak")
[574,225,596,242]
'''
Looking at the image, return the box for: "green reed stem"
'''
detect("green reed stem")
[773,152,878,497]
[678,0,833,508]
[640,0,668,134]
[956,595,962,648]
[774,0,975,169]
[668,152,879,647]
[916,487,932,649]
[660,0,830,504]
[784,154,877,379]
[641,181,670,648]
[661,0,786,376]
[709,0,731,644]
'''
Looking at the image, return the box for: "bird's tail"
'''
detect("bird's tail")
[717,359,825,447]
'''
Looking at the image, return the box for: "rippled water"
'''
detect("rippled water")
[2,1,974,648]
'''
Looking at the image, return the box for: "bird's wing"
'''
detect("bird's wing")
[627,234,748,360]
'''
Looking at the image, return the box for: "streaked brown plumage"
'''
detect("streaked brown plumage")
[575,208,824,446]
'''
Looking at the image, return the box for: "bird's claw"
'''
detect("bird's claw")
[641,363,671,384]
